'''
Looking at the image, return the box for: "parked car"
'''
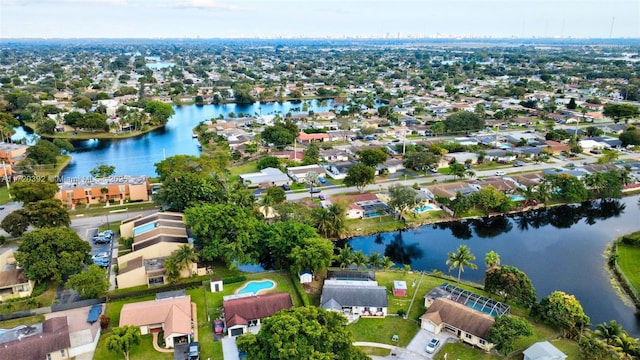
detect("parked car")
[92,252,109,259]
[318,194,326,200]
[213,319,224,335]
[310,188,321,194]
[281,184,291,191]
[92,257,110,268]
[513,160,525,167]
[495,171,506,176]
[93,236,110,244]
[318,177,326,184]
[425,338,440,353]
[188,342,199,360]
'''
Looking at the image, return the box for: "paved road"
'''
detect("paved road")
[285,152,638,202]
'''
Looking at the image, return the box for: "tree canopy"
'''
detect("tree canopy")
[24,199,71,228]
[106,326,141,360]
[484,265,537,308]
[236,306,368,360]
[531,291,590,338]
[144,100,175,124]
[9,181,58,203]
[90,164,116,178]
[65,264,109,299]
[603,103,639,123]
[387,184,419,220]
[16,227,91,284]
[357,148,388,167]
[343,164,375,193]
[444,111,485,133]
[487,315,533,356]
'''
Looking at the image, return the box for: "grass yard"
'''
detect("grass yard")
[0,187,11,204]
[617,243,640,294]
[0,315,45,329]
[435,342,499,359]
[345,216,405,237]
[349,317,420,347]
[94,334,173,360]
[229,160,258,176]
[357,346,391,356]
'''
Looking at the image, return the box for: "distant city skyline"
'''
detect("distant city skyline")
[1,0,639,39]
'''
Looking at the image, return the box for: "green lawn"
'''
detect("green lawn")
[435,342,499,359]
[345,216,405,237]
[94,334,173,360]
[617,243,640,294]
[229,160,258,176]
[0,186,11,204]
[0,315,45,329]
[358,346,391,356]
[349,317,420,347]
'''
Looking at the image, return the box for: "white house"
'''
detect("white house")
[286,164,327,183]
[320,279,388,321]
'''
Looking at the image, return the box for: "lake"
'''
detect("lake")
[58,100,337,178]
[346,196,640,336]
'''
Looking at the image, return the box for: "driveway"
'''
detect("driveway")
[221,337,240,360]
[406,329,458,359]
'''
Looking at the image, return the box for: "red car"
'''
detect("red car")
[214,319,224,335]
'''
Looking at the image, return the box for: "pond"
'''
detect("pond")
[346,196,640,336]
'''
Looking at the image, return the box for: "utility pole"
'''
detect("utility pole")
[2,161,10,199]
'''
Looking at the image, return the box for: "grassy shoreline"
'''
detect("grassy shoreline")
[25,122,165,141]
[610,231,640,311]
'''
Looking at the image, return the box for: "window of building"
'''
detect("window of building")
[479,339,486,345]
[465,333,472,340]
[61,349,65,357]
[47,354,51,360]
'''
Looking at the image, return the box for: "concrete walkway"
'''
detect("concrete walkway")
[191,302,198,341]
[151,331,174,353]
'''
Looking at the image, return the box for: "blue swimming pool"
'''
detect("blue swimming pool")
[465,301,499,317]
[133,222,156,236]
[510,195,526,202]
[237,280,275,296]
[414,205,437,214]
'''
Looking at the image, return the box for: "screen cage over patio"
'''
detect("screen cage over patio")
[440,283,510,316]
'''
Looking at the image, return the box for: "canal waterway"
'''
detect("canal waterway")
[58,100,336,178]
[346,196,640,336]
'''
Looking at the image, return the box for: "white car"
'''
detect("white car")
[425,338,440,353]
[495,171,506,176]
[93,252,110,259]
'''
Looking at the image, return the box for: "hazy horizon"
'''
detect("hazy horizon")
[1,0,639,39]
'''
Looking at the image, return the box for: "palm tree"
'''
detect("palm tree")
[173,244,198,275]
[594,320,623,345]
[518,185,537,203]
[327,204,346,238]
[381,256,395,272]
[614,333,639,360]
[352,250,368,270]
[484,251,501,268]
[335,246,353,269]
[368,252,383,271]
[163,255,180,284]
[446,245,478,283]
[536,182,552,204]
[313,208,333,238]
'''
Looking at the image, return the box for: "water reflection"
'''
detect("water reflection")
[383,230,424,265]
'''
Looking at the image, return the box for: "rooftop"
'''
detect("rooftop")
[57,175,148,190]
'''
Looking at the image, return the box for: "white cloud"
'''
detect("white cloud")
[174,0,244,11]
[63,0,128,5]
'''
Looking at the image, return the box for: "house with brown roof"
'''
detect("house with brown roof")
[0,316,71,360]
[119,294,193,348]
[223,292,293,337]
[0,249,33,301]
[420,298,495,351]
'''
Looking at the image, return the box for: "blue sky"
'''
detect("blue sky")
[1,0,639,39]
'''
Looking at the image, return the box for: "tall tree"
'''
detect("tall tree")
[352,250,369,270]
[302,143,320,165]
[172,244,198,275]
[594,320,624,346]
[0,210,30,237]
[236,307,368,360]
[531,291,590,338]
[484,265,537,307]
[335,246,353,269]
[106,326,141,360]
[24,199,71,228]
[9,181,58,203]
[357,148,388,167]
[446,245,477,283]
[484,250,501,267]
[289,237,334,278]
[343,164,375,193]
[387,184,419,220]
[487,315,533,356]
[16,227,91,284]
[65,265,109,299]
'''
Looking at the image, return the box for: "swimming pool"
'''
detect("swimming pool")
[465,301,499,317]
[414,204,438,214]
[237,280,275,296]
[133,222,156,236]
[510,195,526,202]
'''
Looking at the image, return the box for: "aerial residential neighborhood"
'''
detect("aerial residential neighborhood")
[0,1,640,359]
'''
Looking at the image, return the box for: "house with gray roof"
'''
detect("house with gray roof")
[0,316,71,360]
[320,279,388,321]
[239,167,291,188]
